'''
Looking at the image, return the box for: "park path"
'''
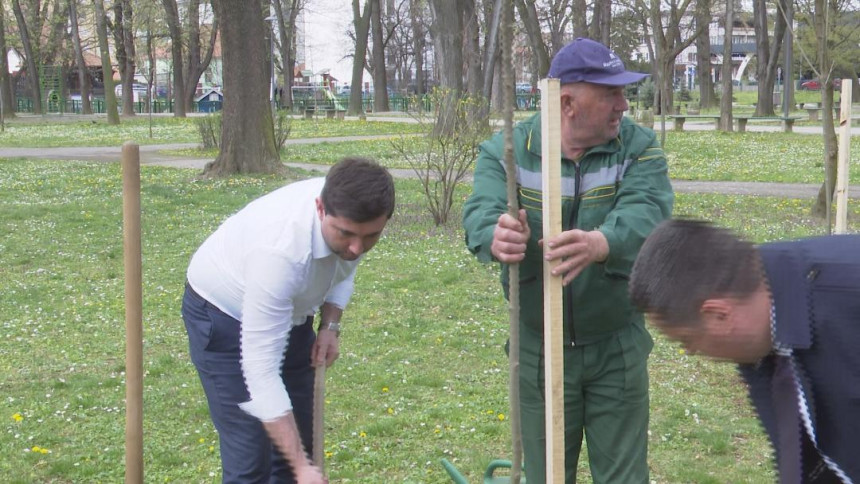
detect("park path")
[0,120,843,199]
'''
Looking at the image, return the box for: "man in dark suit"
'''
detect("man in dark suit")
[629,219,859,483]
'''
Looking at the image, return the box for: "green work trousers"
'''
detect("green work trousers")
[517,321,653,483]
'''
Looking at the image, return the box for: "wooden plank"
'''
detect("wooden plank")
[312,365,326,471]
[835,79,853,234]
[540,77,565,484]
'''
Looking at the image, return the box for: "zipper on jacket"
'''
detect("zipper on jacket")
[566,162,582,347]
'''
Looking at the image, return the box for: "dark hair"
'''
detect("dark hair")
[629,219,763,326]
[320,157,395,222]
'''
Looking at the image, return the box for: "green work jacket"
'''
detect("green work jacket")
[463,114,674,345]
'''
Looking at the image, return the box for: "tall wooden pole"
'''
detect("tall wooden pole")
[499,0,522,481]
[540,78,564,483]
[834,79,852,234]
[122,142,143,484]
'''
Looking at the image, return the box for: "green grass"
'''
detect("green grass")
[664,130,860,183]
[3,154,859,483]
[0,115,426,148]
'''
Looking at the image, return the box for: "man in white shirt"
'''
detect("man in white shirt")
[182,158,395,484]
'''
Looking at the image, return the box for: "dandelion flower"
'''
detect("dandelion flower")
[12,413,23,422]
[381,387,389,393]
[497,413,506,421]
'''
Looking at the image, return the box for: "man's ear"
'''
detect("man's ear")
[700,299,734,335]
[315,197,325,220]
[560,90,576,117]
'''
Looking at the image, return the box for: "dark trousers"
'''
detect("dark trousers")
[182,284,315,484]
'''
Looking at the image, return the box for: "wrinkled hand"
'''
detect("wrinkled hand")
[311,330,339,368]
[295,463,327,484]
[491,209,531,264]
[542,229,608,285]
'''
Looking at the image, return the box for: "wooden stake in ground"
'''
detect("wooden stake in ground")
[122,142,143,484]
[834,79,853,234]
[540,78,565,484]
[312,365,326,471]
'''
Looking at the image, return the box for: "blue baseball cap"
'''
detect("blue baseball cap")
[549,38,648,86]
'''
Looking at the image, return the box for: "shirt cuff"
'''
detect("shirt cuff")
[238,386,293,422]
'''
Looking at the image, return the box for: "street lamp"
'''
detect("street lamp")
[264,15,277,115]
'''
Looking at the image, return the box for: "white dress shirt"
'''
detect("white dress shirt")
[187,177,360,421]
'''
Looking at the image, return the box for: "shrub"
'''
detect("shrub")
[196,113,221,149]
[392,88,493,226]
[274,110,292,150]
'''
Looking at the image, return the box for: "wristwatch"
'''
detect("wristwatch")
[320,321,341,336]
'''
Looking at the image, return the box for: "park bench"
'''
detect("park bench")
[667,114,721,131]
[323,108,347,120]
[734,115,803,133]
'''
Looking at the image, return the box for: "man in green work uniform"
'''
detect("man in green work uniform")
[463,38,674,482]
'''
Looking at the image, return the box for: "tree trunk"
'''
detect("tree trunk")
[93,0,120,124]
[113,0,136,117]
[11,0,42,114]
[348,0,371,115]
[0,0,16,117]
[275,0,302,110]
[463,0,483,98]
[572,0,587,37]
[752,0,784,116]
[810,0,838,220]
[204,0,281,177]
[370,0,389,112]
[514,0,550,78]
[181,0,217,114]
[410,0,425,95]
[429,0,463,136]
[69,0,92,114]
[719,0,733,131]
[481,0,502,102]
[161,0,186,117]
[695,0,715,109]
[591,0,611,46]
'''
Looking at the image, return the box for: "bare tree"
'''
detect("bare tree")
[181,0,218,113]
[752,0,787,115]
[590,0,612,45]
[409,0,428,95]
[463,0,483,97]
[11,0,43,114]
[69,0,92,114]
[93,0,120,124]
[514,0,550,78]
[370,0,390,111]
[642,0,703,117]
[203,0,281,177]
[719,0,734,131]
[0,0,16,117]
[274,0,304,110]
[112,0,137,117]
[694,0,715,109]
[348,0,372,115]
[161,0,218,116]
[428,0,463,135]
[808,0,839,219]
[161,0,186,116]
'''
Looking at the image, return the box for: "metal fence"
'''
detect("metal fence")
[13,93,543,116]
[16,97,199,115]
